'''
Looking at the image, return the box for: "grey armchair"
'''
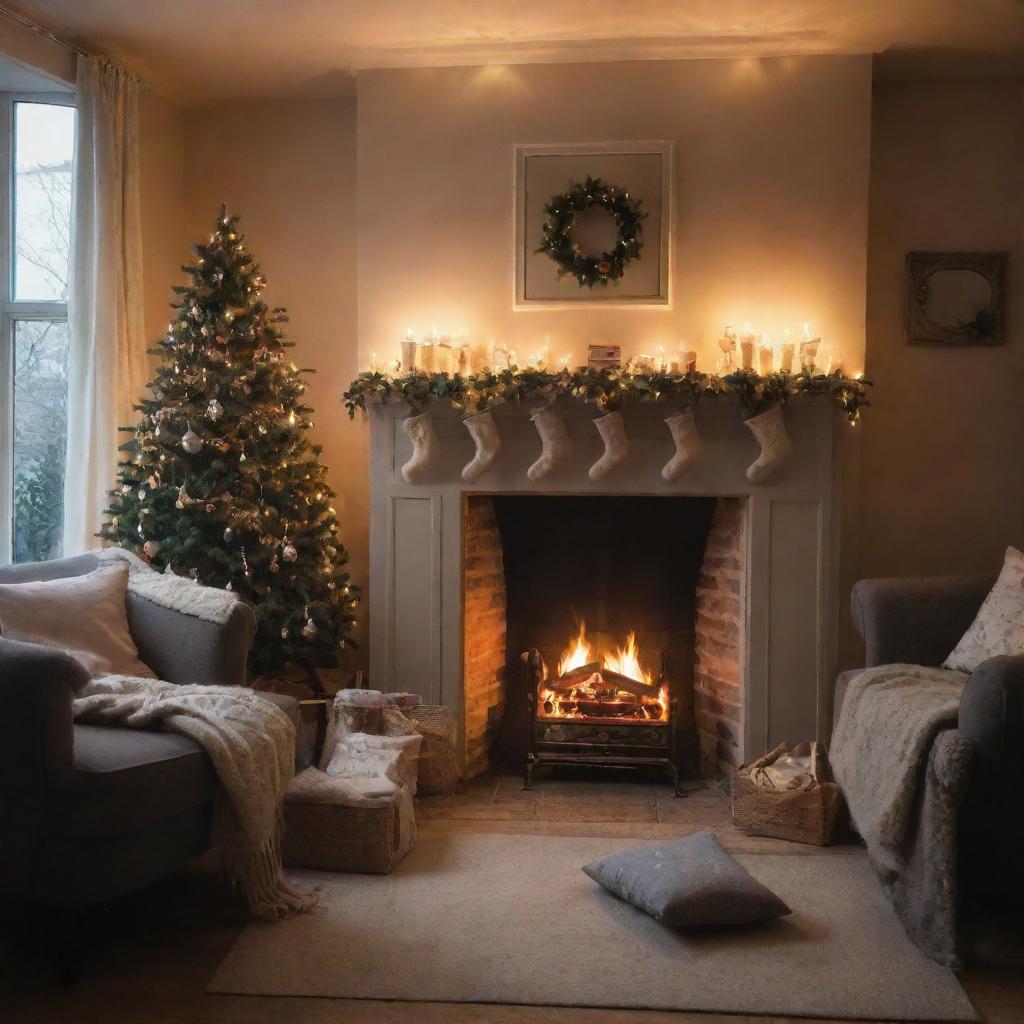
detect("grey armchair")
[837,574,1024,909]
[0,553,299,912]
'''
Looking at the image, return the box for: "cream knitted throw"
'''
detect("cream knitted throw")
[73,675,318,920]
[830,663,968,873]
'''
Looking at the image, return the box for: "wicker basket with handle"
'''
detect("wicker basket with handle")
[731,741,846,846]
[403,704,459,796]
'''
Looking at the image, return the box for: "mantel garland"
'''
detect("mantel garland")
[537,176,647,289]
[343,366,872,424]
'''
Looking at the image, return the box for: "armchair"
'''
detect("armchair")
[838,574,1024,908]
[0,553,299,911]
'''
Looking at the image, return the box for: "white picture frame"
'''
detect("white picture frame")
[514,141,674,310]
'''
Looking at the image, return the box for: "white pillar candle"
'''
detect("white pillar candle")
[401,339,418,373]
[740,323,756,370]
[682,350,697,373]
[456,345,471,375]
[779,342,795,373]
[419,343,435,373]
[470,341,489,370]
[434,342,454,374]
[757,336,773,375]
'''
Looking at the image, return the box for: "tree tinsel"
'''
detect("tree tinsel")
[101,206,358,682]
[344,365,872,423]
[536,176,647,289]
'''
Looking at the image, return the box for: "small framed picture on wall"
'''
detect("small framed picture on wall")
[514,141,674,309]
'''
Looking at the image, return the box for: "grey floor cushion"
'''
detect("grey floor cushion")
[582,831,791,927]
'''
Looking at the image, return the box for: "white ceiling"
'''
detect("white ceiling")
[6,0,1024,104]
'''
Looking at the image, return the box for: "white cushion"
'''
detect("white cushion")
[944,546,1024,673]
[0,562,155,679]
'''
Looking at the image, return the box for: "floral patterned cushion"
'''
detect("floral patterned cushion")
[944,546,1024,673]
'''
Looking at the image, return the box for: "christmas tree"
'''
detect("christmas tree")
[101,206,358,682]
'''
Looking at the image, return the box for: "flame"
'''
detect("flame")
[543,621,667,722]
[604,630,653,686]
[558,620,593,677]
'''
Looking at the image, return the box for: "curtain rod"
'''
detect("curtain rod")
[0,5,87,58]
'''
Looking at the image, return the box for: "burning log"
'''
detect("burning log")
[551,661,601,687]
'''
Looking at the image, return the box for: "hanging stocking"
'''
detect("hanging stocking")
[400,411,440,483]
[744,404,793,484]
[462,409,502,482]
[588,411,630,481]
[661,409,704,482]
[527,405,572,481]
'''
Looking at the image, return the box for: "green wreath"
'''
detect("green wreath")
[537,175,647,289]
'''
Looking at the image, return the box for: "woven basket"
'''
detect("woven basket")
[731,742,846,846]
[283,794,411,874]
[404,704,459,796]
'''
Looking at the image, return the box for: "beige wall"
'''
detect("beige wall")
[357,57,873,373]
[181,97,367,668]
[860,77,1024,581]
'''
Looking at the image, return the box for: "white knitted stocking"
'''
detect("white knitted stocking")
[661,409,704,482]
[527,406,572,481]
[462,409,502,482]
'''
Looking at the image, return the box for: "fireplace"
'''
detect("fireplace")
[464,493,745,786]
[368,398,842,782]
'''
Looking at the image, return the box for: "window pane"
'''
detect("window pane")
[13,320,68,563]
[14,102,74,302]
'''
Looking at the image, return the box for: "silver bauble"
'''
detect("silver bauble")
[282,542,298,562]
[181,428,202,454]
[302,618,317,638]
[206,399,223,421]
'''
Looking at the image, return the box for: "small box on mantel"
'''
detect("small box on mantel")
[588,344,621,371]
[731,741,847,846]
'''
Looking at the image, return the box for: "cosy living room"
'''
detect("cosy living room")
[1,2,1023,1022]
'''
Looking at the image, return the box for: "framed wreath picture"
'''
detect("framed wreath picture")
[514,141,673,308]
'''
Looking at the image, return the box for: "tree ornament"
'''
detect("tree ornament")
[143,540,161,558]
[206,399,223,421]
[527,405,571,481]
[461,409,502,482]
[281,627,289,639]
[662,408,704,482]
[282,539,298,562]
[181,425,203,454]
[400,411,440,483]
[223,527,234,542]
[269,556,280,573]
[302,618,317,638]
[744,404,793,484]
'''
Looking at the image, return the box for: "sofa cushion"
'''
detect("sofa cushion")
[53,724,216,837]
[944,546,1024,673]
[0,562,155,679]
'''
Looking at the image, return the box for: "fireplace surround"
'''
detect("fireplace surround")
[368,396,843,778]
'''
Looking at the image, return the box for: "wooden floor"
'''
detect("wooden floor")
[4,772,1022,1024]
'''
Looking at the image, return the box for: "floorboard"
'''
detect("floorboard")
[3,773,1020,1024]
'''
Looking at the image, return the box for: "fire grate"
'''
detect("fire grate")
[522,644,683,796]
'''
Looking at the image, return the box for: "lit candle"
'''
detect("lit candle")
[757,333,773,375]
[682,349,697,373]
[471,339,490,370]
[370,351,379,373]
[434,339,454,374]
[740,322,756,370]
[419,342,435,373]
[658,345,667,372]
[456,345,471,375]
[779,328,795,373]
[401,328,418,373]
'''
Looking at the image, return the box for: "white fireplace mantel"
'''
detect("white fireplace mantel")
[368,396,844,768]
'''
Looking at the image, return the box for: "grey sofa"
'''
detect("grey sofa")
[837,573,1024,909]
[0,553,299,911]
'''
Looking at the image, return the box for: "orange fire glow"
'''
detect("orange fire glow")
[542,620,669,722]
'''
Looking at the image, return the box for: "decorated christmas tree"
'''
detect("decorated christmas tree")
[101,206,357,682]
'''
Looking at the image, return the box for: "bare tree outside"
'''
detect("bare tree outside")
[11,102,74,563]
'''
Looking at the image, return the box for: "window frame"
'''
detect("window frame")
[0,90,76,563]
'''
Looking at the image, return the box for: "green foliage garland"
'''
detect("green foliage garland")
[102,207,358,680]
[537,176,647,289]
[344,365,871,423]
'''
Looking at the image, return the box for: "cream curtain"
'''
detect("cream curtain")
[64,55,147,555]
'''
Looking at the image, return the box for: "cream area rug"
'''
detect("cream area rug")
[209,832,976,1020]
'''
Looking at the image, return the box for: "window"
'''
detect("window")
[0,96,75,563]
